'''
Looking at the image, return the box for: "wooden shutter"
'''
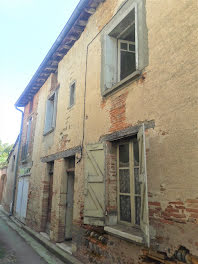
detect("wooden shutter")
[138,124,150,246]
[103,35,117,89]
[15,177,29,223]
[20,177,29,221]
[52,90,58,128]
[44,98,54,133]
[26,118,32,146]
[84,143,105,226]
[16,178,23,218]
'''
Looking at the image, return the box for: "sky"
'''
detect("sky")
[0,0,80,145]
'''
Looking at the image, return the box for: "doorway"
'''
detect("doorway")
[65,156,75,240]
[15,176,29,223]
[45,162,54,235]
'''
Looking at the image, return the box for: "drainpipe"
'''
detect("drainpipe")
[10,106,24,216]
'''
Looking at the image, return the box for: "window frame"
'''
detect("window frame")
[43,90,58,136]
[68,81,76,108]
[100,0,148,96]
[117,138,141,227]
[118,39,136,82]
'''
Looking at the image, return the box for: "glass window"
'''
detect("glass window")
[118,138,141,226]
[69,82,76,107]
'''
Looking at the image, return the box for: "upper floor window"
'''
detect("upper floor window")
[69,81,76,108]
[101,0,148,96]
[29,99,33,114]
[21,117,32,161]
[44,91,58,135]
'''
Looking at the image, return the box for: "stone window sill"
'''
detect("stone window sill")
[102,70,141,97]
[104,224,144,244]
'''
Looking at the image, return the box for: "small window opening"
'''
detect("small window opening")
[69,82,76,107]
[29,99,33,113]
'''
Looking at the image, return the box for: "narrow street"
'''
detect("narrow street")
[0,211,65,264]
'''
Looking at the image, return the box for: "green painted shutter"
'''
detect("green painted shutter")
[84,143,105,226]
[102,35,117,90]
[138,124,150,246]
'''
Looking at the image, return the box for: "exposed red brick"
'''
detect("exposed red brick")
[159,219,174,225]
[149,201,161,206]
[186,199,198,203]
[109,91,129,133]
[190,213,198,218]
[175,205,186,209]
[165,208,179,213]
[169,201,184,205]
[186,208,198,213]
[168,213,186,218]
[186,203,198,209]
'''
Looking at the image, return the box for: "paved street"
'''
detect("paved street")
[0,211,65,264]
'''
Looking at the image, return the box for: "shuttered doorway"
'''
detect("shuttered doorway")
[15,177,29,223]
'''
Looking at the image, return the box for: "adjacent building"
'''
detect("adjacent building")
[1,137,19,213]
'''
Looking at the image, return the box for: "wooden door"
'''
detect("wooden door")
[46,164,54,234]
[65,171,74,240]
[15,177,29,223]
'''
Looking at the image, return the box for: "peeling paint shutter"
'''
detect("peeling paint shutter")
[138,124,150,246]
[20,177,29,221]
[84,143,105,226]
[52,90,58,128]
[16,178,23,218]
[15,177,29,223]
[44,99,54,133]
[102,35,117,89]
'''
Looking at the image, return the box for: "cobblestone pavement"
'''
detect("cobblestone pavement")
[0,211,65,264]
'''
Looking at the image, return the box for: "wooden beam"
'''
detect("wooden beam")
[77,19,88,26]
[84,8,96,14]
[60,44,71,49]
[66,34,79,41]
[54,51,65,57]
[40,73,49,77]
[44,66,57,71]
[73,25,85,33]
[50,61,59,66]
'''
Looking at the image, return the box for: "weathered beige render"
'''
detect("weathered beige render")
[5,0,198,263]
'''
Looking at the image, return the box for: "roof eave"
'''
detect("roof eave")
[15,0,104,107]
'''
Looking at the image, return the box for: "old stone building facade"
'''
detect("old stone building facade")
[1,137,19,213]
[5,0,198,263]
[0,166,7,205]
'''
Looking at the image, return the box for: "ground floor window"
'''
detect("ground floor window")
[117,138,141,226]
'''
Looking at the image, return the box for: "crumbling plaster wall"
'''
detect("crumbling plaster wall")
[1,142,18,213]
[27,0,198,261]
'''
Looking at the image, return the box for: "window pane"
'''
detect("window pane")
[119,144,129,167]
[120,195,131,222]
[70,83,75,106]
[119,169,130,193]
[135,196,141,225]
[133,139,139,166]
[134,168,140,194]
[120,42,127,50]
[129,44,135,52]
[120,51,136,80]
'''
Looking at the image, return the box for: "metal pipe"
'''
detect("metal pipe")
[10,106,24,216]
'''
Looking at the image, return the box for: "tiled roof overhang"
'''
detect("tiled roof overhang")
[15,0,104,107]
